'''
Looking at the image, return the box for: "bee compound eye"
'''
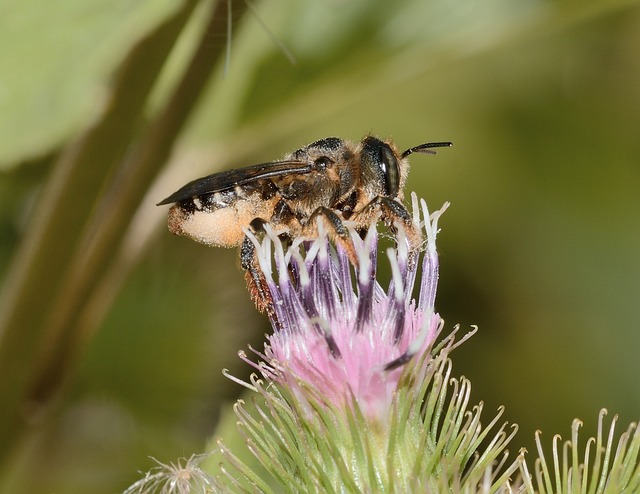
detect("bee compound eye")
[380,145,400,197]
[361,136,400,197]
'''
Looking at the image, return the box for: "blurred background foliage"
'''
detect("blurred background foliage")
[0,0,639,492]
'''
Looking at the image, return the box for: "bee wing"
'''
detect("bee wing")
[157,160,311,205]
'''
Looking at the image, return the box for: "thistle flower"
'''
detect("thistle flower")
[242,193,446,423]
[213,194,520,492]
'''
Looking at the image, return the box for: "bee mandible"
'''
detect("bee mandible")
[158,136,451,313]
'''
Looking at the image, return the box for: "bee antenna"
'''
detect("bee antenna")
[401,141,452,159]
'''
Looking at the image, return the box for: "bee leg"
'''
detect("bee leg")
[308,206,359,265]
[366,197,423,253]
[241,229,274,317]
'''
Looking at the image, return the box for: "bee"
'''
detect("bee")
[158,135,451,313]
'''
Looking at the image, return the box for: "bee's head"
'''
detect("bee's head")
[361,137,453,200]
[360,136,407,199]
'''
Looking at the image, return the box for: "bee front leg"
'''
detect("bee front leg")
[364,197,423,254]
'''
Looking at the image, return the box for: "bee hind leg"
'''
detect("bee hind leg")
[241,234,275,318]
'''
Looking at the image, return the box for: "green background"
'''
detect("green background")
[0,0,638,492]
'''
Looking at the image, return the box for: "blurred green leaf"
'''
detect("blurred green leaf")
[0,0,180,168]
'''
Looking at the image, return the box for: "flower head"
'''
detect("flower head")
[217,198,520,491]
[127,194,521,493]
[243,193,447,421]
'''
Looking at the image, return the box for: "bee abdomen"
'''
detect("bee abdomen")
[168,189,278,248]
